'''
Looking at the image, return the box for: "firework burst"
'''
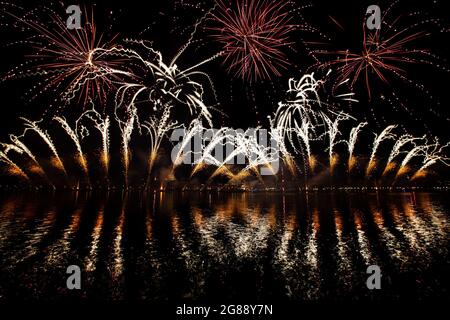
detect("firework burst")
[316,5,439,100]
[2,5,131,106]
[111,40,216,126]
[208,0,295,81]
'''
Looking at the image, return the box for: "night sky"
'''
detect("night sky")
[1,0,449,185]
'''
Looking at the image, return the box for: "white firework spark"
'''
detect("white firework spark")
[383,134,423,175]
[20,117,67,176]
[80,108,111,176]
[347,122,367,171]
[142,105,180,185]
[2,135,48,180]
[110,40,217,126]
[119,111,136,187]
[171,119,205,171]
[412,138,450,179]
[0,150,29,180]
[396,143,429,178]
[292,117,316,171]
[53,116,89,176]
[191,127,232,176]
[322,112,353,173]
[9,135,39,166]
[273,72,326,131]
[366,125,397,176]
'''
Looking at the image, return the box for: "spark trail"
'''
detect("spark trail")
[20,118,67,176]
[396,143,429,178]
[0,150,29,180]
[171,119,205,172]
[322,112,352,174]
[293,117,315,171]
[53,116,89,177]
[383,134,422,175]
[347,122,367,172]
[273,73,327,130]
[80,109,110,176]
[3,135,48,180]
[118,112,136,188]
[142,106,180,186]
[191,127,232,177]
[412,139,450,180]
[111,40,215,126]
[216,129,278,181]
[366,125,397,176]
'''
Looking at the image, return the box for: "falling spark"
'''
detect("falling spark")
[269,126,297,175]
[234,129,279,178]
[270,72,355,175]
[9,135,40,169]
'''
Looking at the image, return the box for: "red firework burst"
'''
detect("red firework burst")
[208,0,295,82]
[3,6,129,106]
[318,17,427,100]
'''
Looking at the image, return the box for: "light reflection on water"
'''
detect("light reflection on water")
[0,191,449,301]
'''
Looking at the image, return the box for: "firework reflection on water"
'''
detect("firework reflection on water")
[0,190,448,300]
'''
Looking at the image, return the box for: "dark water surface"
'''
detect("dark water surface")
[0,191,449,301]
